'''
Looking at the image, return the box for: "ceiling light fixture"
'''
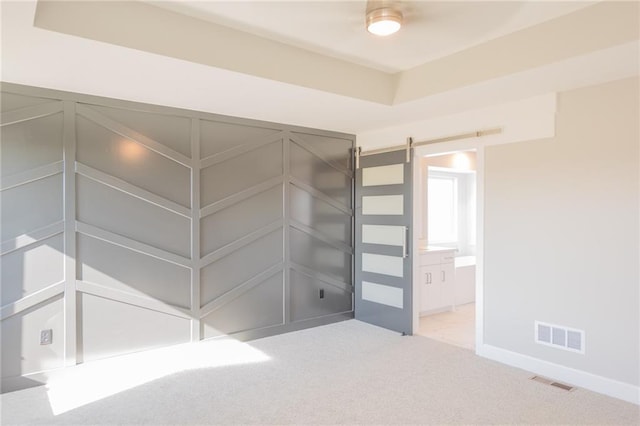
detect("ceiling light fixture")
[366,1,403,36]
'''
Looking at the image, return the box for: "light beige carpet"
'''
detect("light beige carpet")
[2,319,638,425]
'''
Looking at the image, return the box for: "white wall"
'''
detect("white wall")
[484,77,639,391]
[360,77,639,403]
[357,93,557,152]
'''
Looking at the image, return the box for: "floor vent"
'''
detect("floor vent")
[530,376,576,392]
[535,321,585,354]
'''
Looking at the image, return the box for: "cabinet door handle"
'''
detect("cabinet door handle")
[426,272,431,284]
[442,270,445,282]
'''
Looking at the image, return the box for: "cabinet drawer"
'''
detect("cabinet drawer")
[420,251,455,265]
[419,253,440,266]
[440,253,455,264]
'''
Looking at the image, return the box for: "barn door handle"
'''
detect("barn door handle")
[402,226,409,258]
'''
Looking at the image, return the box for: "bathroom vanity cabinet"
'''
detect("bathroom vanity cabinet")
[419,247,456,314]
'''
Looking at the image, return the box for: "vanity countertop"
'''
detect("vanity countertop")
[419,246,456,254]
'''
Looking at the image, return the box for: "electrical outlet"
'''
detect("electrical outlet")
[40,329,52,345]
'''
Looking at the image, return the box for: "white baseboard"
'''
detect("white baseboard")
[477,343,640,405]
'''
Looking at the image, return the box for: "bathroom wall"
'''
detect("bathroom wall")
[422,151,477,171]
[418,151,477,251]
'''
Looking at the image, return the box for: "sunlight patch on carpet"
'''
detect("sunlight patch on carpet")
[46,338,270,415]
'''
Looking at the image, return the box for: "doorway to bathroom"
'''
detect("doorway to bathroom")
[414,149,478,350]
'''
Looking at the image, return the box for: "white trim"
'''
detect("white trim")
[62,100,77,367]
[411,152,421,334]
[190,118,201,342]
[475,146,485,349]
[478,343,640,405]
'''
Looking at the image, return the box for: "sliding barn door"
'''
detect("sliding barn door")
[355,150,413,335]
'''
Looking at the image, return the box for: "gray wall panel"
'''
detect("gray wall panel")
[0,92,56,112]
[290,142,351,207]
[291,132,353,172]
[200,229,283,306]
[1,83,354,391]
[200,140,283,206]
[1,90,66,389]
[200,185,283,256]
[1,296,65,378]
[79,293,191,363]
[1,235,64,306]
[76,115,191,207]
[202,271,284,338]
[290,269,352,323]
[290,184,351,245]
[87,104,192,157]
[77,234,191,309]
[290,227,352,285]
[0,175,63,242]
[76,175,191,258]
[0,113,63,177]
[200,119,280,159]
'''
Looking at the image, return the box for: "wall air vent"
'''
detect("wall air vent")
[535,321,584,354]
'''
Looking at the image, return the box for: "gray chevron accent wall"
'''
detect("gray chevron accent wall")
[0,83,355,392]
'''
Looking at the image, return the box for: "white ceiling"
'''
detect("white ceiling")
[148,1,594,72]
[1,1,638,137]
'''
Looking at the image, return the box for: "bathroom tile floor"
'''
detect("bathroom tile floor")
[418,303,475,350]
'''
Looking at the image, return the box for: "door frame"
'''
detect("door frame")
[412,140,485,353]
